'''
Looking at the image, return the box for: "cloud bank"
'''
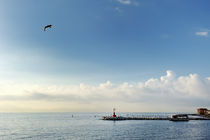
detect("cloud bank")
[0,70,210,112]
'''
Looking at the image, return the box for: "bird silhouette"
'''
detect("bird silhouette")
[44,24,52,31]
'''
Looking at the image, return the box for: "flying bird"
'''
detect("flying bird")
[44,24,52,31]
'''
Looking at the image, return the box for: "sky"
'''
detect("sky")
[0,0,210,112]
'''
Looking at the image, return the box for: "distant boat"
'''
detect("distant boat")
[170,114,189,121]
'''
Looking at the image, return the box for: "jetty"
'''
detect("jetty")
[102,115,210,121]
[102,108,210,121]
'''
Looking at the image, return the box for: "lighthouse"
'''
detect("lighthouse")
[112,108,116,117]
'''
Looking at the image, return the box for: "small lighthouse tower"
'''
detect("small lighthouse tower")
[112,108,116,117]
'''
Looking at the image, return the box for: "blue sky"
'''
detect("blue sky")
[0,0,210,112]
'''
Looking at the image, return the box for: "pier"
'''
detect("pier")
[102,116,170,120]
[102,115,210,121]
[102,108,210,121]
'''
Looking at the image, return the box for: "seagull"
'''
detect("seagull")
[44,24,52,31]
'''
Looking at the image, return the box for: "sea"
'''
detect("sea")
[0,112,210,140]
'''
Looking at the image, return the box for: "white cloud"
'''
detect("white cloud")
[116,0,139,6]
[115,7,123,13]
[0,70,210,112]
[117,0,131,5]
[195,31,208,36]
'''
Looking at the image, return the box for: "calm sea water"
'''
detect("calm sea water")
[0,112,210,140]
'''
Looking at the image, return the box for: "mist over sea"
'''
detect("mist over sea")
[0,112,209,140]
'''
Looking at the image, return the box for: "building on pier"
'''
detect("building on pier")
[197,108,210,115]
[112,108,116,117]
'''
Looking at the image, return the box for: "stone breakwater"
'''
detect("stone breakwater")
[102,116,210,121]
